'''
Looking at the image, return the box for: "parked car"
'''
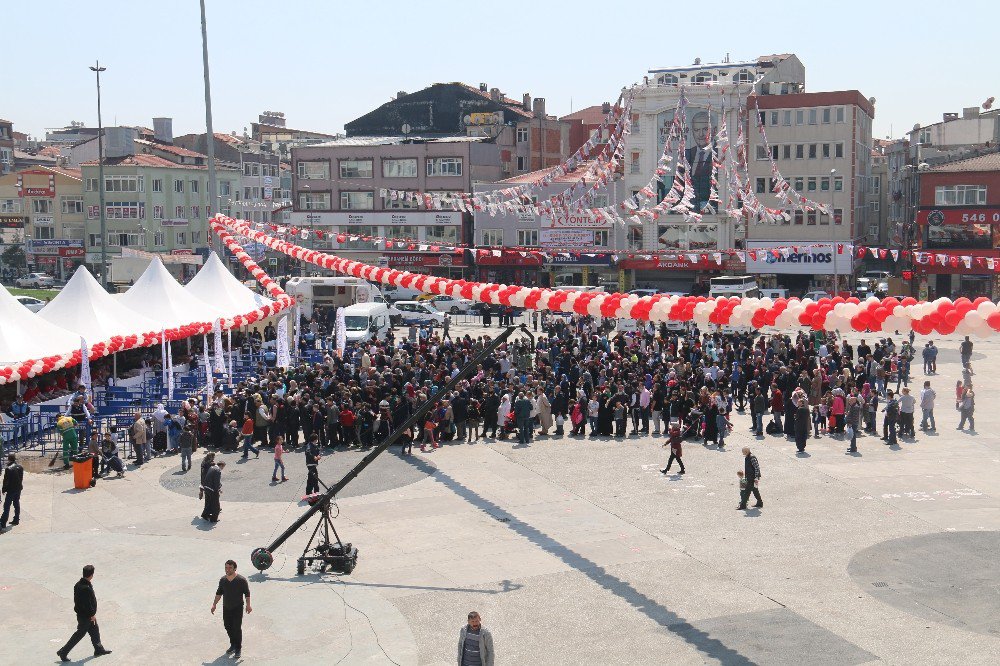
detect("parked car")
[15,295,46,312]
[394,300,446,326]
[426,295,474,314]
[802,290,832,301]
[15,272,54,288]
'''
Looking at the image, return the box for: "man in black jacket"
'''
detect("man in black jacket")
[737,447,764,510]
[57,564,111,661]
[1,453,24,529]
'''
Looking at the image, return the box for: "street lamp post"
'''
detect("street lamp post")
[830,168,837,296]
[199,0,219,253]
[299,184,310,277]
[89,61,108,290]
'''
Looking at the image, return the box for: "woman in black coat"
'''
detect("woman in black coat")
[794,398,811,452]
[703,403,719,446]
[597,391,614,436]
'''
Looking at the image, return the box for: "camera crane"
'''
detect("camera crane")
[251,323,532,575]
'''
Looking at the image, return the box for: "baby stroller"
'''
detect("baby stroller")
[677,412,702,440]
[101,443,126,478]
[499,411,517,439]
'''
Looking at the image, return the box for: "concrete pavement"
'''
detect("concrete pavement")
[3,327,1000,664]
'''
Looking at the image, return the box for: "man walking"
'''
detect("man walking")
[57,565,112,661]
[132,412,147,466]
[512,392,533,445]
[0,453,24,529]
[211,560,252,660]
[201,460,225,522]
[737,447,763,510]
[457,611,494,666]
[305,435,321,496]
[919,381,936,431]
[960,335,973,368]
[898,387,916,437]
[882,390,899,446]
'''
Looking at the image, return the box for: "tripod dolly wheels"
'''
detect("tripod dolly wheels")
[251,547,274,572]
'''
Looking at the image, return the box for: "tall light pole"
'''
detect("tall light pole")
[89,61,108,290]
[200,0,219,253]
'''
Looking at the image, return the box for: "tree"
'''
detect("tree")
[1,242,26,272]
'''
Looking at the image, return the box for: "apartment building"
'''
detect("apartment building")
[0,166,86,279]
[473,162,629,288]
[914,152,1000,300]
[623,54,805,290]
[0,118,13,175]
[744,90,874,292]
[345,82,571,177]
[287,135,502,278]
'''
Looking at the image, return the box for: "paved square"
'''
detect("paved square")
[4,325,1000,664]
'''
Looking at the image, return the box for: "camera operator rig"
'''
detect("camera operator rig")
[251,324,532,575]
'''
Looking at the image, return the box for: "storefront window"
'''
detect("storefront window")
[385,225,418,241]
[925,224,992,250]
[424,225,458,245]
[337,225,377,250]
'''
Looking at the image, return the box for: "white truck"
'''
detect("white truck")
[284,277,387,318]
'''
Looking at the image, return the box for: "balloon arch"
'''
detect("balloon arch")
[212,215,1000,339]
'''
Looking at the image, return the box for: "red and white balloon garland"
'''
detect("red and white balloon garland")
[0,232,294,386]
[214,215,1000,339]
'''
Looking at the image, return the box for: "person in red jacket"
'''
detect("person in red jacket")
[769,385,784,432]
[240,416,259,459]
[339,405,357,447]
[661,424,685,474]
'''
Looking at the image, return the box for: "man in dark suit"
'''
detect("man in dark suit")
[684,111,715,210]
[57,564,112,661]
[737,447,764,510]
[0,453,24,529]
[201,460,226,522]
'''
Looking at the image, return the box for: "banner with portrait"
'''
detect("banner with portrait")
[656,106,719,211]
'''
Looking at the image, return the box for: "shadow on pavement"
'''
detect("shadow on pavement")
[397,454,758,665]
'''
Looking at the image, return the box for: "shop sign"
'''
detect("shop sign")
[540,229,594,247]
[288,211,460,227]
[33,215,55,226]
[384,252,464,268]
[745,242,853,275]
[917,207,1000,226]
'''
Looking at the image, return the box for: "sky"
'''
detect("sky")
[4,0,997,143]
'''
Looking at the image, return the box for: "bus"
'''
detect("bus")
[708,275,760,299]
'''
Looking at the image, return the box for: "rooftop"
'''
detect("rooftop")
[498,160,599,184]
[135,139,206,159]
[81,154,236,170]
[927,151,1000,173]
[455,83,533,119]
[649,54,792,74]
[310,135,490,148]
[560,105,608,126]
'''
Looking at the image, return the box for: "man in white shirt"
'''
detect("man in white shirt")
[898,387,916,437]
[919,381,936,432]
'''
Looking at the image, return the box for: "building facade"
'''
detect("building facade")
[345,83,571,178]
[0,119,14,175]
[473,162,629,288]
[914,152,1000,300]
[0,166,86,279]
[623,54,805,291]
[287,136,502,278]
[80,155,238,271]
[744,90,874,293]
[174,132,291,225]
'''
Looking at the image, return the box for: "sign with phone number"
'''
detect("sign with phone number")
[917,207,1000,226]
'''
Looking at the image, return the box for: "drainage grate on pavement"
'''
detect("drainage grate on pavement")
[872,582,889,588]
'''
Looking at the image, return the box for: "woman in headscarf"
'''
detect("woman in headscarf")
[497,393,511,439]
[597,390,614,436]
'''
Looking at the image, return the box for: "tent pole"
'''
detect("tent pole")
[113,352,117,384]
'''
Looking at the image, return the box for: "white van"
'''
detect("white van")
[394,300,445,326]
[285,277,386,317]
[342,303,392,344]
[760,288,788,299]
[382,284,426,302]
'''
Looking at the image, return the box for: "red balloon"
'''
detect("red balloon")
[850,315,866,331]
[944,310,962,327]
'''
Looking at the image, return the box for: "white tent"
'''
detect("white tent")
[185,251,272,319]
[39,266,162,342]
[119,256,224,329]
[0,284,81,366]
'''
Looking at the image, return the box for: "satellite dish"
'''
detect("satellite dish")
[401,123,411,135]
[462,115,472,125]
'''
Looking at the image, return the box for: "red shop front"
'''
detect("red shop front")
[620,253,743,293]
[474,250,544,286]
[383,251,467,279]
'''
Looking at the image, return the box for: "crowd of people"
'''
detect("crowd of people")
[93,311,979,474]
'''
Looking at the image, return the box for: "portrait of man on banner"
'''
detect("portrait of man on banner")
[656,107,717,211]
